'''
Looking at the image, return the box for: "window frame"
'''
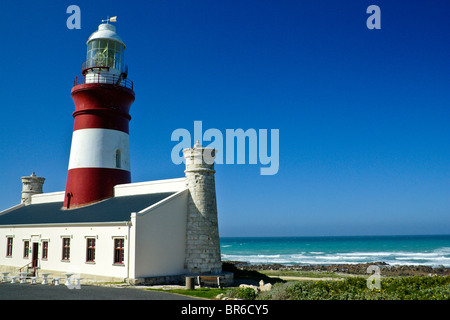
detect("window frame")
[86,238,96,263]
[6,237,13,257]
[115,149,122,168]
[23,240,30,258]
[62,237,71,261]
[42,241,48,260]
[113,238,125,265]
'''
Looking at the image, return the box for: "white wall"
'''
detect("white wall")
[0,223,130,280]
[31,192,64,204]
[132,189,188,278]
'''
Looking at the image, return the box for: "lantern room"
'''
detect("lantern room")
[82,22,128,84]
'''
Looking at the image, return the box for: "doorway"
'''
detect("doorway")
[32,243,39,267]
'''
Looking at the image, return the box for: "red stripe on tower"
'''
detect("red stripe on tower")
[63,22,135,209]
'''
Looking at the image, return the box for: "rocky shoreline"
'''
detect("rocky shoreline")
[225,261,450,277]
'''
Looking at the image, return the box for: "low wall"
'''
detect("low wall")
[132,271,234,286]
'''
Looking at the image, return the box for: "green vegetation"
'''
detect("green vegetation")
[148,287,227,299]
[147,276,450,300]
[225,287,257,300]
[252,276,450,300]
[146,263,450,300]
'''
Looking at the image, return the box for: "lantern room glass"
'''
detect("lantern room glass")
[86,39,124,72]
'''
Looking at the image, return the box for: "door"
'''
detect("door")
[32,243,39,267]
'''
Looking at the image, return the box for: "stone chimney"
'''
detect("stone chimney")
[21,172,45,205]
[183,141,222,274]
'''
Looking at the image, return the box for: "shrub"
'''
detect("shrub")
[256,276,450,300]
[226,287,257,300]
[257,282,293,300]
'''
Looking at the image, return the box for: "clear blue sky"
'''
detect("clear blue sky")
[0,0,449,237]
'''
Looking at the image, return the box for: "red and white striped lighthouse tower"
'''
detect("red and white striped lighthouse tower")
[64,19,135,209]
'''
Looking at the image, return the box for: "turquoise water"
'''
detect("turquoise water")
[220,235,450,267]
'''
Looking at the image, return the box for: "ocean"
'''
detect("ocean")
[220,234,450,267]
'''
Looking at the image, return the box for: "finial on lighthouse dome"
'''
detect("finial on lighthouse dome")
[194,140,202,148]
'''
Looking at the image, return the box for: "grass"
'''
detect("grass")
[147,287,227,299]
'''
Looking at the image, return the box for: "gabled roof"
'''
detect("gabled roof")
[0,192,175,226]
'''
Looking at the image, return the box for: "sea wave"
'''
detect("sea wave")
[221,247,450,267]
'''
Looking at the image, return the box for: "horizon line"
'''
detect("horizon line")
[219,233,450,239]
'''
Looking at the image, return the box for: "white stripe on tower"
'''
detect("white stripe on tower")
[68,128,130,171]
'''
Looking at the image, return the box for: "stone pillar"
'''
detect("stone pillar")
[21,172,45,205]
[183,141,222,274]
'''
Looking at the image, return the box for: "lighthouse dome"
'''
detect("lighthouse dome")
[87,23,125,48]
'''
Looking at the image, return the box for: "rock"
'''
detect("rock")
[226,261,450,277]
[259,280,272,292]
[216,293,225,299]
[239,284,259,293]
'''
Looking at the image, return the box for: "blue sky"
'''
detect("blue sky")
[0,1,449,237]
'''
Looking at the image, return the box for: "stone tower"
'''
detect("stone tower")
[21,172,45,205]
[183,141,222,274]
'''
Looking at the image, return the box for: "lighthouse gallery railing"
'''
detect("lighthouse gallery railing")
[73,73,134,91]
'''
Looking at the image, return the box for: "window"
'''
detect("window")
[86,39,125,71]
[62,238,70,261]
[113,238,124,264]
[6,237,13,257]
[115,149,121,168]
[23,240,29,258]
[42,241,48,260]
[86,238,96,262]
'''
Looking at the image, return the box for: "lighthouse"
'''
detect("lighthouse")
[0,18,232,286]
[64,20,135,209]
